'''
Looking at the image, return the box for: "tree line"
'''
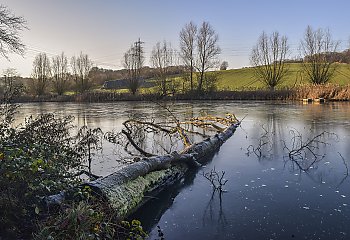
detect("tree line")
[29,51,94,95]
[250,26,348,90]
[122,21,221,96]
[1,3,350,97]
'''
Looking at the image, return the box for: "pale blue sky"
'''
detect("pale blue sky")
[1,0,349,77]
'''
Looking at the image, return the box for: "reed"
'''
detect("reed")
[11,84,350,102]
[294,84,350,101]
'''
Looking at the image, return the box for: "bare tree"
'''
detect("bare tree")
[71,52,93,93]
[0,5,27,60]
[250,31,289,90]
[0,68,21,128]
[196,21,221,92]
[1,68,21,99]
[31,53,51,96]
[123,39,144,95]
[220,61,228,70]
[151,41,175,96]
[52,52,69,95]
[179,21,197,91]
[300,26,339,84]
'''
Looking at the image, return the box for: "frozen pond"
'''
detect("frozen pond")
[17,101,350,239]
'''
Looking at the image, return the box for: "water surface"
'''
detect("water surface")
[17,101,350,239]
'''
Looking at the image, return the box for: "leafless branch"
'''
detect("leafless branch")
[246,124,272,158]
[337,152,349,187]
[300,26,339,84]
[0,5,27,60]
[106,110,239,160]
[202,167,228,193]
[283,129,337,171]
[250,31,289,90]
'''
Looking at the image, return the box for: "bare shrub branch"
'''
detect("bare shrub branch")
[250,31,289,90]
[282,129,337,171]
[202,167,228,193]
[246,124,272,158]
[0,5,27,59]
[300,26,340,84]
[105,107,239,159]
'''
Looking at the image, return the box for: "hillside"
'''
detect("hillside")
[216,63,350,90]
[98,63,350,93]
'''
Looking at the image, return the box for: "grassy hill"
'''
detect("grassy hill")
[99,63,350,94]
[216,63,350,90]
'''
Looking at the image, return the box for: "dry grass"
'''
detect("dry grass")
[14,84,350,102]
[294,84,350,101]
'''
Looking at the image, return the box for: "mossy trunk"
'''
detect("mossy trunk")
[85,122,240,219]
[45,122,240,219]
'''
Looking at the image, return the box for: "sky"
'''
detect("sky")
[1,0,350,77]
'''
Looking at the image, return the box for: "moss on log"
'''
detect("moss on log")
[96,165,187,218]
[45,122,240,219]
[85,122,240,219]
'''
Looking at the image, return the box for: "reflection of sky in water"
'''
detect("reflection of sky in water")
[16,101,350,239]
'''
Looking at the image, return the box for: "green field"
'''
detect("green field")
[99,63,350,94]
[216,63,350,90]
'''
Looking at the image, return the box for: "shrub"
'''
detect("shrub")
[0,113,84,238]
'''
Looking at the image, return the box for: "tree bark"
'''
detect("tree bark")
[45,122,240,219]
[85,122,240,218]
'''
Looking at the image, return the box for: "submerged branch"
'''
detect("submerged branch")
[283,129,337,171]
[106,111,239,158]
[121,129,156,157]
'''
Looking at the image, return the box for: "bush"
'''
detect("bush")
[0,113,84,238]
[35,201,116,240]
[0,104,147,239]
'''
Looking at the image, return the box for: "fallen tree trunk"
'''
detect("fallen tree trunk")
[45,121,240,219]
[84,121,240,218]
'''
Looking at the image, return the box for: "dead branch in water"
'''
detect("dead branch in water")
[282,129,337,171]
[105,107,239,159]
[202,167,228,193]
[246,124,271,159]
[337,152,349,187]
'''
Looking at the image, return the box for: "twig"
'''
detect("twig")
[283,129,337,171]
[202,167,228,193]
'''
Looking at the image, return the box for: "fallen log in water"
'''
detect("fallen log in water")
[45,114,240,220]
[83,121,240,219]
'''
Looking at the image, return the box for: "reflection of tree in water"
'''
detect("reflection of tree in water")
[282,130,337,171]
[202,192,228,232]
[337,153,349,187]
[246,104,349,187]
[247,110,287,161]
[281,130,349,186]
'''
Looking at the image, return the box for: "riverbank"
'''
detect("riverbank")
[10,84,350,103]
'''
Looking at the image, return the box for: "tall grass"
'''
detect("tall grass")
[294,84,350,101]
[13,84,350,102]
